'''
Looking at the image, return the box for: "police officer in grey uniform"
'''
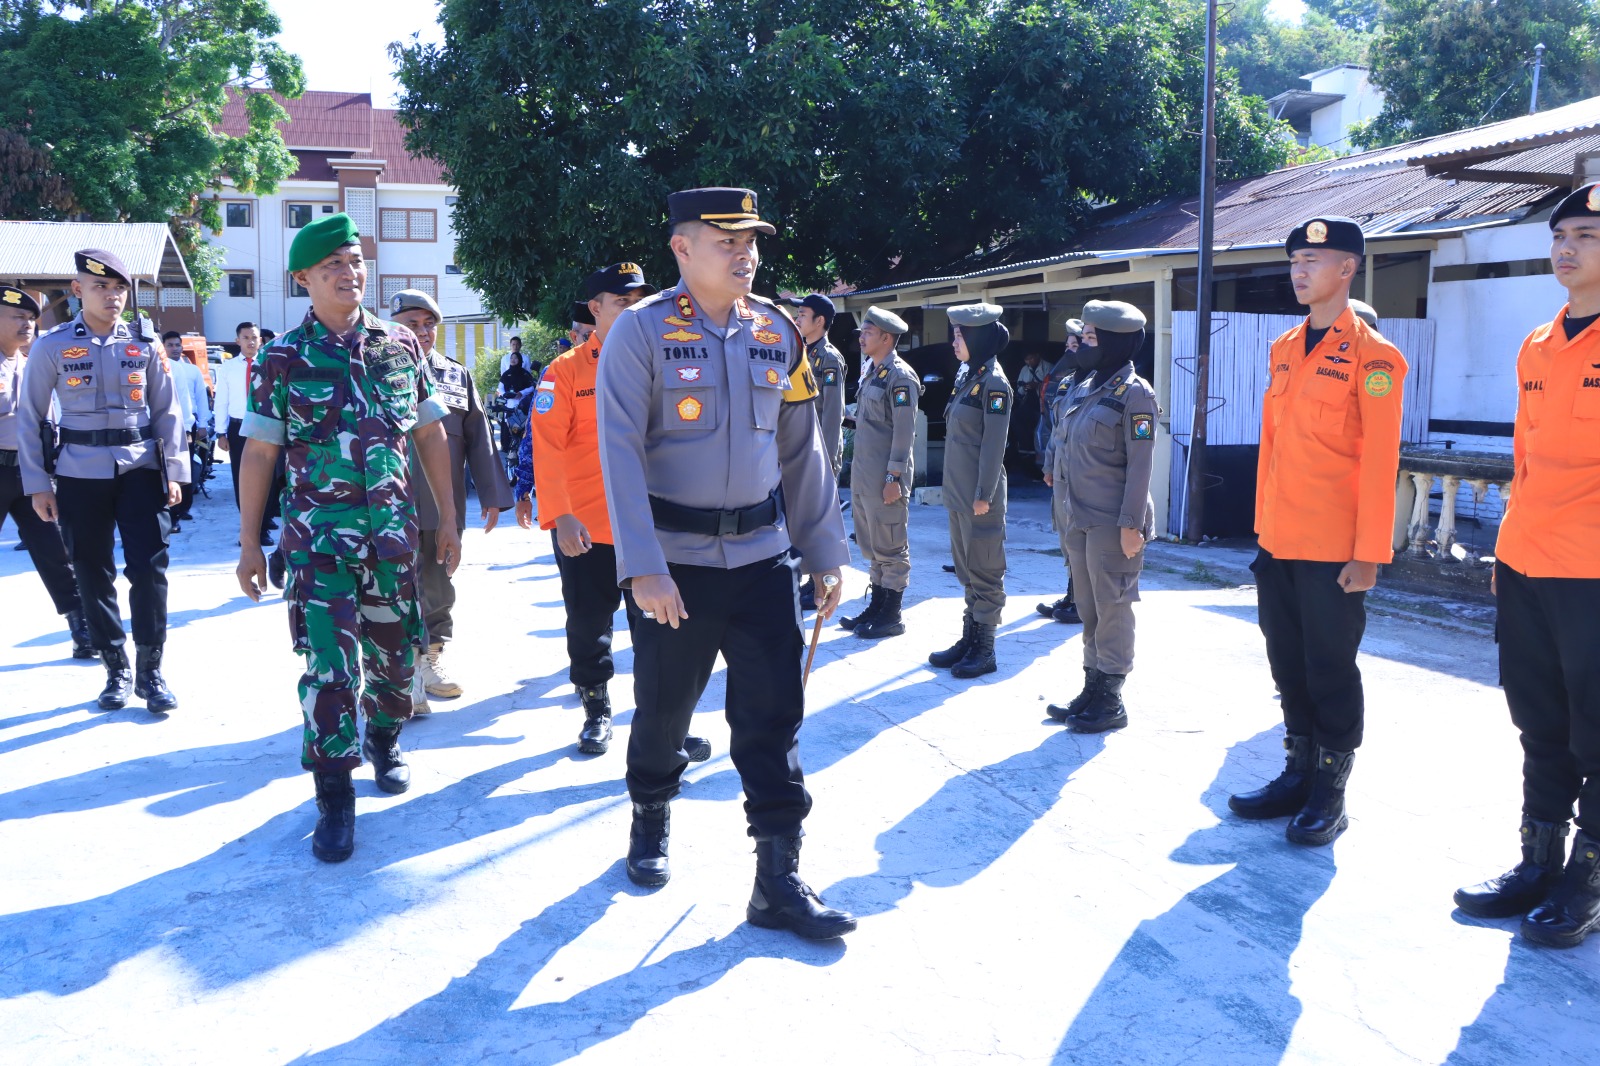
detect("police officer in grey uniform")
[19,249,186,713]
[840,305,920,639]
[929,302,1012,678]
[597,186,855,940]
[785,293,846,611]
[390,289,513,707]
[1042,300,1158,733]
[0,285,94,658]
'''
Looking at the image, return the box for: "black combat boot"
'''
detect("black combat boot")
[627,801,671,887]
[1286,746,1355,846]
[685,735,713,763]
[97,646,133,710]
[311,770,356,862]
[133,644,178,713]
[747,835,857,940]
[1455,818,1570,919]
[66,610,97,659]
[855,587,905,639]
[1521,830,1600,948]
[362,722,411,794]
[1069,673,1128,733]
[951,622,997,679]
[1228,734,1314,819]
[839,585,882,631]
[1051,601,1083,625]
[1035,595,1068,619]
[928,613,975,668]
[578,685,612,755]
[1047,668,1104,721]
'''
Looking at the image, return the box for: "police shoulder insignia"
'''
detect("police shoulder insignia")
[969,383,981,396]
[662,327,704,342]
[664,315,693,327]
[735,298,755,320]
[988,391,1008,413]
[1114,382,1129,397]
[675,293,696,320]
[876,367,889,379]
[893,385,911,407]
[63,346,88,360]
[1364,370,1393,397]
[753,328,782,345]
[753,312,773,328]
[1132,413,1154,440]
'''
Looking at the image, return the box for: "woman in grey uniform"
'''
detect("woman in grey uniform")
[929,302,1012,678]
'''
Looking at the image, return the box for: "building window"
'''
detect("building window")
[364,261,380,310]
[379,208,438,242]
[288,274,309,298]
[445,195,459,207]
[225,202,252,228]
[227,272,254,298]
[287,203,315,229]
[445,263,463,275]
[379,275,439,307]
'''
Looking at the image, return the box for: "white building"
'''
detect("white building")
[204,91,503,363]
[1267,64,1385,154]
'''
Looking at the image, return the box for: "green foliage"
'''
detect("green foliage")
[1219,0,1374,101]
[1360,0,1600,148]
[393,0,1294,321]
[1305,0,1382,32]
[0,0,304,299]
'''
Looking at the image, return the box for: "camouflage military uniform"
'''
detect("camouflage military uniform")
[243,309,446,770]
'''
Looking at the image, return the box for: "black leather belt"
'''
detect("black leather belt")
[59,426,155,447]
[649,491,780,537]
[0,449,17,467]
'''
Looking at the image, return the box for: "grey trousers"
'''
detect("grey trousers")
[1063,523,1144,675]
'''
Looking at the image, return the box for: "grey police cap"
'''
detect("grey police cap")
[1081,300,1147,333]
[861,305,909,335]
[946,302,1003,328]
[390,288,442,320]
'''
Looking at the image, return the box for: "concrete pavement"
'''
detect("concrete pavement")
[1,472,1596,1065]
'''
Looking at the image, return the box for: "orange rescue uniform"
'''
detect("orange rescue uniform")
[1255,305,1408,564]
[1496,306,1600,578]
[529,333,613,544]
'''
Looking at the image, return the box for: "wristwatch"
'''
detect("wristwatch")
[884,473,901,484]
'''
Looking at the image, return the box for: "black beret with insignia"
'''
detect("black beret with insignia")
[0,285,41,316]
[1549,183,1600,229]
[74,248,132,285]
[1285,216,1364,257]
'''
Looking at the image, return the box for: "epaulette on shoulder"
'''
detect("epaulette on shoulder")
[631,289,673,311]
[38,320,73,339]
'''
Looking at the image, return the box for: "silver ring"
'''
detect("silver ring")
[643,610,656,619]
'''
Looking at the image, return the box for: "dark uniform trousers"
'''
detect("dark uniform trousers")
[0,461,81,615]
[624,552,812,837]
[1497,562,1600,834]
[1253,549,1367,751]
[55,467,170,650]
[227,418,284,533]
[552,535,621,689]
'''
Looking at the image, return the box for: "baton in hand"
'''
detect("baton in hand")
[802,574,839,689]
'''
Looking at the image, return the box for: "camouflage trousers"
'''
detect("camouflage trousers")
[285,549,422,772]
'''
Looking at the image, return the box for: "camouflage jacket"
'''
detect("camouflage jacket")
[241,308,447,560]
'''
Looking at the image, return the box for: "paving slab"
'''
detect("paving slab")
[1,472,1596,1065]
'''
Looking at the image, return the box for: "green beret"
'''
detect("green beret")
[288,213,362,272]
[1082,300,1146,333]
[861,305,909,335]
[947,302,1003,327]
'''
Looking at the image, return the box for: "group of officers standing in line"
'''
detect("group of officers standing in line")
[4,178,1599,951]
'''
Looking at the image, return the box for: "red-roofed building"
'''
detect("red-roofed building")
[202,90,490,360]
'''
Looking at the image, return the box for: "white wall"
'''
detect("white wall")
[1425,222,1561,449]
[1308,67,1384,152]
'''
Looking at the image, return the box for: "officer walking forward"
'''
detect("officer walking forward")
[1042,301,1157,733]
[928,302,1012,679]
[840,306,920,639]
[389,288,512,709]
[0,286,93,658]
[1228,217,1406,847]
[19,251,186,712]
[234,215,461,864]
[1454,184,1600,948]
[525,262,709,761]
[597,186,855,940]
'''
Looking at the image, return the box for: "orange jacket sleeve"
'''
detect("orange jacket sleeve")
[529,359,575,526]
[1351,341,1408,563]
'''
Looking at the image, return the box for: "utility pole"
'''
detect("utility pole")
[1530,42,1546,114]
[1184,0,1219,543]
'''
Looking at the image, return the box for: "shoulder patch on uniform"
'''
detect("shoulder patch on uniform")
[1363,358,1394,372]
[988,390,1008,413]
[1132,413,1154,440]
[753,328,782,345]
[822,368,838,386]
[893,385,911,407]
[534,391,555,414]
[1364,370,1393,397]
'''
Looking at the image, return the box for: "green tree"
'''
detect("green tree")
[1305,0,1382,32]
[1359,0,1600,147]
[0,1,303,299]
[1219,0,1374,101]
[392,0,1293,322]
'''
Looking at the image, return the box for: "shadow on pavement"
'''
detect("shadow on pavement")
[1444,912,1600,1062]
[1051,730,1338,1065]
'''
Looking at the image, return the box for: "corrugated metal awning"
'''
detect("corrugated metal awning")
[0,221,193,288]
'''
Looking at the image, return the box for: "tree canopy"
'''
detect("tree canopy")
[393,0,1294,322]
[1219,0,1374,102]
[0,0,304,299]
[1358,0,1600,147]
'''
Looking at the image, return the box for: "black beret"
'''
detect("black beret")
[75,248,132,284]
[0,286,41,316]
[570,300,596,326]
[1285,217,1364,257]
[1550,183,1600,229]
